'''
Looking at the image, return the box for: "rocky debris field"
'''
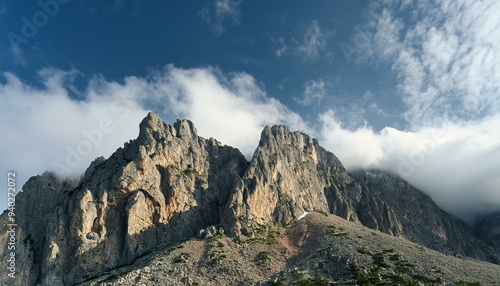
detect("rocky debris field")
[78,213,500,286]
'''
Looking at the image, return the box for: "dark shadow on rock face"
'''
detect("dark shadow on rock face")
[67,150,248,283]
[350,169,500,264]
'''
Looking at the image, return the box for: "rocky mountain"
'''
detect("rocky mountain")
[475,212,500,259]
[349,169,499,264]
[1,112,499,285]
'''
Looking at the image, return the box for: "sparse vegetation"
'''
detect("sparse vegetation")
[327,225,349,238]
[457,282,482,286]
[244,231,276,245]
[372,252,389,268]
[297,275,333,286]
[209,233,223,241]
[396,260,416,274]
[357,247,371,255]
[183,165,196,174]
[355,270,370,285]
[173,252,191,263]
[412,274,443,284]
[257,251,271,264]
[294,271,306,281]
[272,277,287,286]
[343,249,442,285]
[371,271,381,283]
[389,253,401,261]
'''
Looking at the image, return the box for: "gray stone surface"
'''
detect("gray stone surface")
[350,169,499,262]
[221,125,360,237]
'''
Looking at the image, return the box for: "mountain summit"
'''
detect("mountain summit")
[1,112,499,285]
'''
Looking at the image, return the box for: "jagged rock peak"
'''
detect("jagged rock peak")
[139,112,197,137]
[139,111,164,129]
[137,112,199,152]
[173,118,198,138]
[260,124,317,145]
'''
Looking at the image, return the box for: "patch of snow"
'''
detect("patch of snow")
[298,211,309,220]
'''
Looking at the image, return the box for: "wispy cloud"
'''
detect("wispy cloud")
[0,6,6,15]
[323,90,389,130]
[334,0,500,221]
[296,20,329,61]
[199,0,242,36]
[294,79,326,106]
[353,0,500,127]
[9,44,28,66]
[363,91,388,118]
[275,37,287,57]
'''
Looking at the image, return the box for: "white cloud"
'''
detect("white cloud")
[199,0,242,36]
[0,69,148,198]
[318,111,500,223]
[0,65,308,211]
[296,20,328,60]
[147,65,308,157]
[319,110,383,168]
[294,79,326,106]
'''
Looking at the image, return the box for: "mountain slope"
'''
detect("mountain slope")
[77,213,500,286]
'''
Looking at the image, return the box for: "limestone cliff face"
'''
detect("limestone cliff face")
[59,113,247,284]
[0,113,498,285]
[222,125,360,236]
[0,113,247,285]
[0,173,78,286]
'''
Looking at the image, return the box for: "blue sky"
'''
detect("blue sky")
[1,0,500,222]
